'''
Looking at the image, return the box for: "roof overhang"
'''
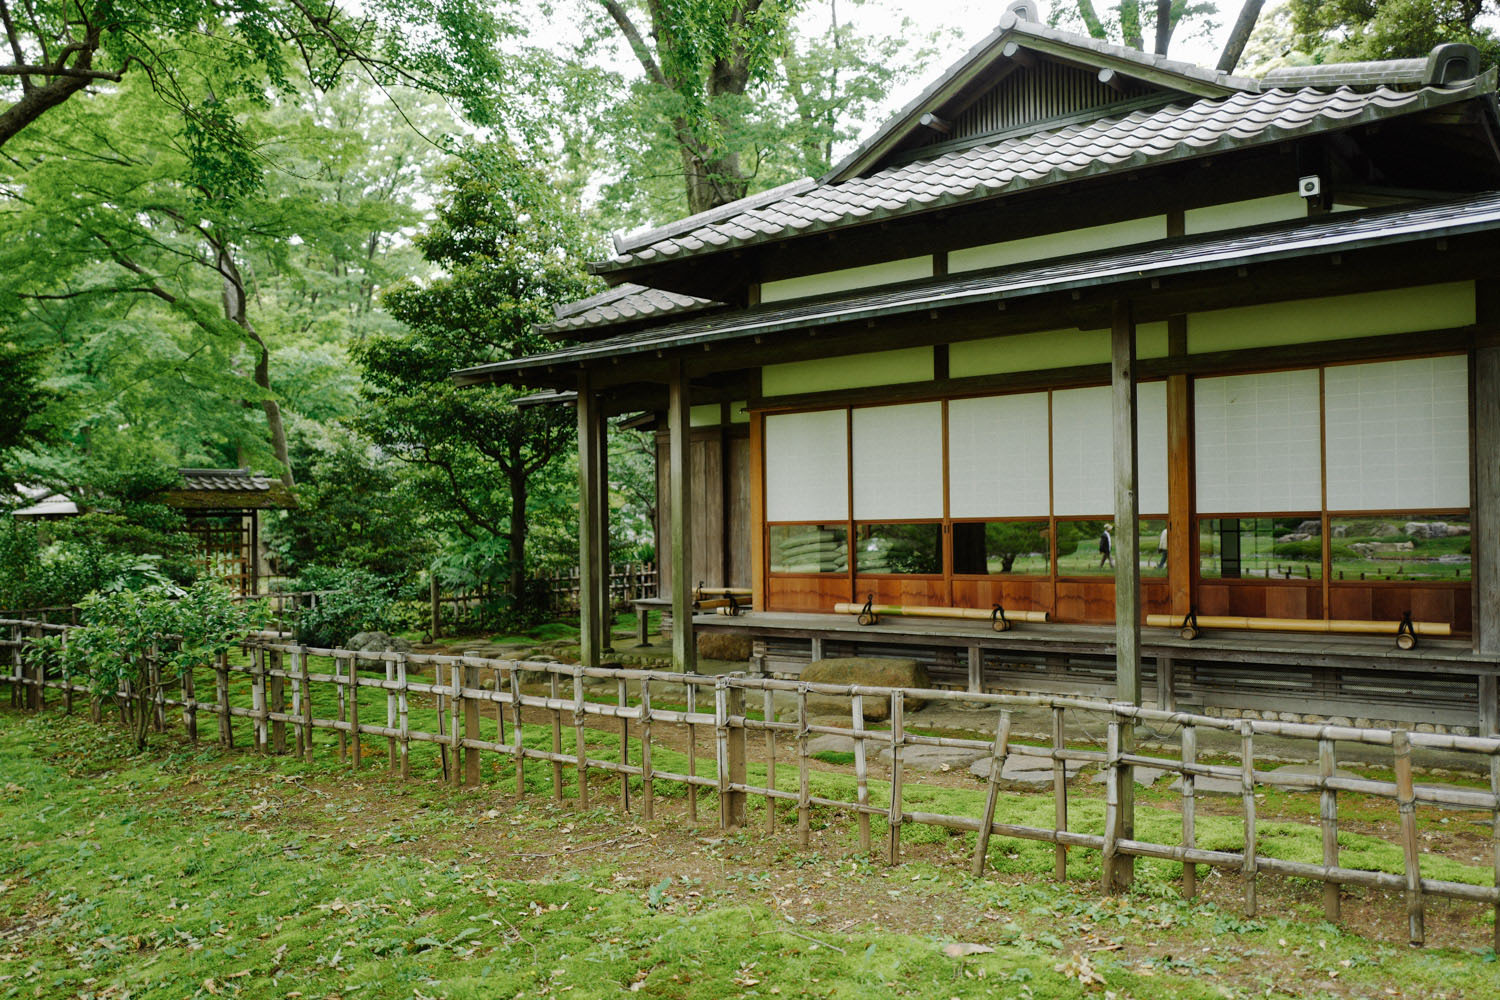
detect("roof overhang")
[455,193,1500,391]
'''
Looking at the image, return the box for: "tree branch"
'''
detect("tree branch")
[598,0,666,86]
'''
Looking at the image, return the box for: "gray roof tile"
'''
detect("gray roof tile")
[543,283,720,336]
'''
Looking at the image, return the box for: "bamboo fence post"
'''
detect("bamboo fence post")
[510,665,525,795]
[1240,720,1258,917]
[762,687,775,833]
[252,646,267,752]
[549,671,564,801]
[618,677,631,813]
[464,660,481,787]
[1052,705,1067,881]
[638,678,654,819]
[1319,736,1339,922]
[385,656,397,772]
[60,629,72,716]
[216,652,232,747]
[494,665,507,752]
[1392,730,1425,945]
[449,660,462,786]
[1101,721,1121,894]
[715,677,730,830]
[797,683,811,848]
[350,653,363,770]
[686,679,699,823]
[726,677,747,829]
[435,662,450,782]
[1490,750,1500,953]
[337,653,348,764]
[852,693,871,854]
[181,659,196,743]
[298,646,312,761]
[269,649,286,755]
[573,668,589,808]
[29,624,43,712]
[7,624,16,709]
[972,710,1013,876]
[397,654,411,780]
[1181,723,1197,899]
[888,690,905,865]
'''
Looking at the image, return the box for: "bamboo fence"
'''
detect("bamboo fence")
[4,617,1499,950]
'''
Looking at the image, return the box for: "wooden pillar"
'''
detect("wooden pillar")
[595,406,613,653]
[1166,315,1193,617]
[749,411,767,611]
[1476,340,1500,658]
[1108,297,1140,893]
[577,374,602,668]
[668,361,697,672]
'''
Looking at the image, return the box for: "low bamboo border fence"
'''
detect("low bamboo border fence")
[4,618,1499,951]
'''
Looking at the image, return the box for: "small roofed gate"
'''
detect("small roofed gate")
[654,411,752,597]
[166,469,296,597]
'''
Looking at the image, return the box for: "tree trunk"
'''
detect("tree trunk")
[218,247,294,487]
[1217,0,1266,73]
[0,26,103,149]
[507,463,529,612]
[1153,0,1174,55]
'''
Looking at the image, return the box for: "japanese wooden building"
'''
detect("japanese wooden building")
[457,7,1500,732]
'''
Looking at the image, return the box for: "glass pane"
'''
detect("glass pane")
[769,524,848,574]
[1140,518,1168,578]
[1330,515,1470,582]
[1056,519,1115,576]
[854,523,942,575]
[1199,517,1323,580]
[952,521,1049,575]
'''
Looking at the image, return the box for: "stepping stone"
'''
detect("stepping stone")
[967,754,1086,788]
[1271,763,1361,782]
[807,734,856,754]
[1167,774,1242,796]
[1090,765,1170,787]
[877,744,988,771]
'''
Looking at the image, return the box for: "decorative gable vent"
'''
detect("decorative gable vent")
[951,59,1155,141]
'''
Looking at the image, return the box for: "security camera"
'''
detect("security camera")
[1298,175,1322,199]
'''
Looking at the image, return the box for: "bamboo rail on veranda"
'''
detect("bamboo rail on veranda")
[4,618,1500,950]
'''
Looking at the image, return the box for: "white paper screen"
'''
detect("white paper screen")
[947,393,1050,517]
[852,402,944,519]
[1195,369,1323,513]
[1324,356,1469,510]
[1051,383,1168,516]
[765,409,849,521]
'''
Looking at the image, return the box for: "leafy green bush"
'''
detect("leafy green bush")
[1271,539,1322,560]
[282,566,400,648]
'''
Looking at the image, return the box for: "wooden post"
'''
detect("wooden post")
[251,647,267,753]
[1490,749,1500,953]
[449,660,461,785]
[183,661,197,743]
[852,694,871,853]
[641,679,654,820]
[435,662,449,782]
[349,654,362,770]
[1109,297,1141,892]
[384,656,397,771]
[686,679,699,823]
[550,671,564,800]
[1101,721,1121,895]
[216,652,232,747]
[596,406,613,653]
[510,666,525,795]
[1480,674,1498,737]
[726,675,746,829]
[972,710,1012,876]
[1052,706,1068,881]
[1240,720,1257,917]
[299,646,312,761]
[1319,736,1340,922]
[464,660,481,787]
[337,654,348,764]
[618,677,631,812]
[1392,730,1425,945]
[715,677,730,829]
[1476,341,1500,657]
[888,690,904,865]
[762,687,776,833]
[574,668,589,808]
[1165,314,1193,617]
[667,360,696,672]
[397,654,410,780]
[270,649,286,754]
[967,646,982,694]
[577,374,602,668]
[1181,723,1197,899]
[797,684,811,847]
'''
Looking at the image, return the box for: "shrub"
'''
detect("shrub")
[283,566,400,648]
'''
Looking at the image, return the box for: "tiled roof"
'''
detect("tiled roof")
[543,283,719,336]
[178,468,274,492]
[455,191,1500,386]
[594,74,1493,276]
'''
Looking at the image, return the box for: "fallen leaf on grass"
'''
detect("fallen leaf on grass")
[943,943,994,958]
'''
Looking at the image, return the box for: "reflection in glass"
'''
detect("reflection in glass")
[1140,518,1168,579]
[1199,517,1323,580]
[952,521,1049,575]
[1055,519,1169,577]
[855,523,942,575]
[1329,515,1470,582]
[769,524,848,574]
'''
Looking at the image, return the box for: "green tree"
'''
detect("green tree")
[0,342,53,493]
[355,145,595,607]
[1050,0,1221,57]
[1287,0,1500,63]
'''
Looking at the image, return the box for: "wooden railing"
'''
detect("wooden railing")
[4,617,1498,950]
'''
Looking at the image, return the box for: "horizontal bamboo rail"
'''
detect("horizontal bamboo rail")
[833,602,1050,625]
[4,617,1498,951]
[1146,613,1452,637]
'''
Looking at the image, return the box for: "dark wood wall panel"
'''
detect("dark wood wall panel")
[857,576,950,607]
[767,575,852,612]
[1054,581,1116,624]
[726,435,752,589]
[952,578,1053,616]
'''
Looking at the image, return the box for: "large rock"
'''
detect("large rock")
[967,753,1087,788]
[347,631,412,653]
[697,632,753,662]
[802,658,929,721]
[877,744,988,771]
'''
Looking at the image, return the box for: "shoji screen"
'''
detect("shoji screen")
[1051,383,1168,515]
[947,392,1050,517]
[765,409,849,521]
[1195,369,1322,513]
[1324,356,1469,510]
[851,402,944,519]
